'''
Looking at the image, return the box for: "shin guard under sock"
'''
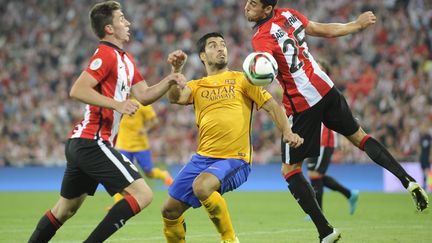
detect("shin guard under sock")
[362,137,414,188]
[84,195,141,243]
[286,171,333,237]
[28,210,62,243]
[310,177,324,208]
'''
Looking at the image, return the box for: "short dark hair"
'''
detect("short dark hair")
[260,0,278,8]
[196,32,225,54]
[89,1,121,39]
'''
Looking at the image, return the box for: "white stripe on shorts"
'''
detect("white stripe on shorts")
[314,146,325,170]
[284,141,290,164]
[283,116,293,164]
[97,139,134,183]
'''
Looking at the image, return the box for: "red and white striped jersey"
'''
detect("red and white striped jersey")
[69,41,143,145]
[252,8,334,115]
[321,124,338,148]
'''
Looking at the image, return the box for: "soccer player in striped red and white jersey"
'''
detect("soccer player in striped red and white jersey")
[28,1,185,242]
[245,0,429,242]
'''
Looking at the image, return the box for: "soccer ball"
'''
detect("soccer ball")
[242,52,278,86]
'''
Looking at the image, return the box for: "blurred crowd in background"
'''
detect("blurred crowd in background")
[1,0,432,167]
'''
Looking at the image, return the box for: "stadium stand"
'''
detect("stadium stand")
[0,0,431,166]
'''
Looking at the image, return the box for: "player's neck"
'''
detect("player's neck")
[206,66,228,76]
[101,36,124,49]
[253,11,274,29]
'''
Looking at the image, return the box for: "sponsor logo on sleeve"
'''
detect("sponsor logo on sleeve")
[90,58,102,70]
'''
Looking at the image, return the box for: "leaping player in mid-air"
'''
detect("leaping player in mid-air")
[244,0,429,242]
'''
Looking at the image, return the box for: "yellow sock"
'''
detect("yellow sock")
[113,193,123,203]
[150,168,167,180]
[163,214,186,243]
[200,191,235,241]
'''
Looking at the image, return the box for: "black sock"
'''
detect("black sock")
[310,177,324,209]
[363,137,414,188]
[286,172,333,238]
[29,210,62,243]
[323,175,351,199]
[84,195,141,243]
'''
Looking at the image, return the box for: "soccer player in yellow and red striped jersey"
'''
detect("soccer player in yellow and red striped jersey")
[111,100,173,203]
[161,32,303,243]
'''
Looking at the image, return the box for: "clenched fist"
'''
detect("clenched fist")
[168,50,188,72]
[356,11,376,30]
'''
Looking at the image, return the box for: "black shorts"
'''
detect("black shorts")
[60,138,142,199]
[305,147,334,174]
[282,87,359,164]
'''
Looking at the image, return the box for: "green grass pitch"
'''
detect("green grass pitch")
[0,191,430,242]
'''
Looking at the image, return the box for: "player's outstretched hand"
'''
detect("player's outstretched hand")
[168,50,188,72]
[356,11,376,30]
[166,73,187,89]
[283,132,304,148]
[116,99,139,116]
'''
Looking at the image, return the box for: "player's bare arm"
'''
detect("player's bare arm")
[261,97,303,148]
[70,71,139,115]
[132,73,186,106]
[306,11,376,38]
[168,84,192,105]
[167,50,191,105]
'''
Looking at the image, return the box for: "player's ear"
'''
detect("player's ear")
[264,5,273,16]
[199,52,206,63]
[104,24,114,35]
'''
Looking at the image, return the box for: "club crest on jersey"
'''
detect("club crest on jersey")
[271,29,286,41]
[90,58,102,70]
[225,79,235,84]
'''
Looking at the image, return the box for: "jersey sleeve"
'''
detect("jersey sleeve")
[85,49,115,82]
[186,80,198,104]
[240,75,272,110]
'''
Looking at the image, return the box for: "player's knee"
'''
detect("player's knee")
[126,178,153,209]
[51,205,77,222]
[130,185,153,209]
[161,204,182,219]
[192,180,214,201]
[144,171,153,178]
[281,163,301,177]
[192,181,208,200]
[348,127,368,147]
[308,170,322,178]
[137,190,153,210]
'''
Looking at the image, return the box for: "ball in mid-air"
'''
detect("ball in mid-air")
[242,52,278,86]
